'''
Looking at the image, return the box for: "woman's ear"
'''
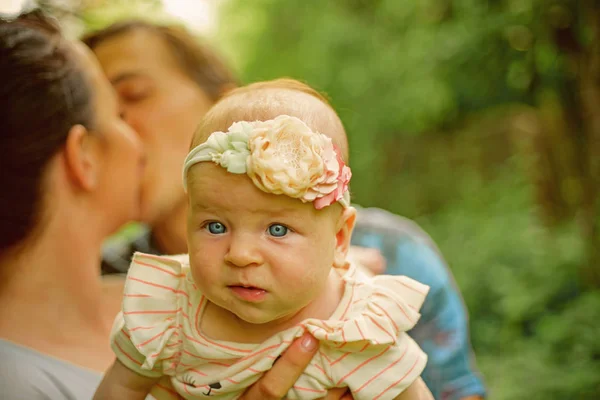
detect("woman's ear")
[219,83,238,97]
[63,124,99,191]
[333,206,357,268]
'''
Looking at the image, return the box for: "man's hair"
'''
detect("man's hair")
[82,19,239,102]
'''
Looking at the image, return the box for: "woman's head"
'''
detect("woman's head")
[184,79,356,324]
[83,20,238,224]
[0,11,143,255]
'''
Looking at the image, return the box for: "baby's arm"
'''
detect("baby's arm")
[94,359,162,400]
[393,378,434,400]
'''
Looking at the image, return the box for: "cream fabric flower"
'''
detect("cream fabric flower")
[183,115,351,209]
[246,115,340,204]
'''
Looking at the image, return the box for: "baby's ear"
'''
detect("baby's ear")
[333,206,357,268]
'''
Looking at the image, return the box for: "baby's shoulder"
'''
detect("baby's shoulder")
[129,252,191,276]
[340,264,430,321]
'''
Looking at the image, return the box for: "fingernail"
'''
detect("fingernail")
[301,333,318,351]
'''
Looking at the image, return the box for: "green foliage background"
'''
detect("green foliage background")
[68,0,599,398]
[214,2,600,398]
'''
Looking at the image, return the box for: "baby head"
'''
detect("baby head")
[183,79,356,325]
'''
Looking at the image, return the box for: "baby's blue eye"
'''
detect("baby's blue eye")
[268,224,288,237]
[207,222,226,234]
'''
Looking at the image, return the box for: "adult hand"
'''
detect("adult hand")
[322,388,353,399]
[347,246,387,275]
[239,333,352,400]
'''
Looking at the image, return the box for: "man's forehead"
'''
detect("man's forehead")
[93,29,177,79]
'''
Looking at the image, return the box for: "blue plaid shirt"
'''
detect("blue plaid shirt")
[102,207,486,399]
[351,207,486,399]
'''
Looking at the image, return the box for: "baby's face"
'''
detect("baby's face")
[186,163,341,324]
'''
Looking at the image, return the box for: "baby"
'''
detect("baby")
[94,79,432,400]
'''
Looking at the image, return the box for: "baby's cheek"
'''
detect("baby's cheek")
[294,265,329,297]
[189,257,213,288]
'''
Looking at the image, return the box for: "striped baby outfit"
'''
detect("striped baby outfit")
[111,252,429,400]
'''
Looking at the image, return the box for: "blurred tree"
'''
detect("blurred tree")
[215,0,600,398]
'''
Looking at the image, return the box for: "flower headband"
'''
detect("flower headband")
[182,115,351,210]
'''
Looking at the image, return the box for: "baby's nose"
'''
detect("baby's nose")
[224,233,263,267]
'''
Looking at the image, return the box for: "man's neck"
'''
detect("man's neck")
[151,201,189,255]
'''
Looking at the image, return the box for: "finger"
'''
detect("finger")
[348,247,386,275]
[319,387,352,400]
[363,248,386,274]
[240,332,319,400]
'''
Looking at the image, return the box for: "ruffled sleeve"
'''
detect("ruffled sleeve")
[110,252,190,377]
[304,273,429,348]
[302,273,430,399]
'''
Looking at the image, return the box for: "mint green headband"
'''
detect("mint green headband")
[183,115,351,210]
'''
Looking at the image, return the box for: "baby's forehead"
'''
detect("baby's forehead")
[187,166,337,222]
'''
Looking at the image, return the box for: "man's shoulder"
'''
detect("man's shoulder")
[353,205,441,252]
[352,206,451,291]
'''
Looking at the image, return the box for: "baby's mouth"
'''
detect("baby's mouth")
[228,285,267,302]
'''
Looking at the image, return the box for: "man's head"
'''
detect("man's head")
[83,20,238,224]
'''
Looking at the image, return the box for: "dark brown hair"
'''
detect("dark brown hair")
[82,20,239,102]
[0,10,95,252]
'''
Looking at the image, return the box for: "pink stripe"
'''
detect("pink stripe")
[330,352,350,366]
[355,342,409,392]
[182,349,223,361]
[129,324,181,332]
[399,281,427,295]
[135,259,186,277]
[128,276,190,298]
[238,341,290,363]
[199,335,253,353]
[124,308,182,315]
[181,332,210,347]
[137,330,169,348]
[373,355,422,400]
[354,320,366,341]
[336,347,390,385]
[293,385,326,393]
[372,302,402,332]
[210,360,234,367]
[114,340,141,366]
[366,314,395,343]
[339,284,355,320]
[189,368,208,376]
[312,362,332,382]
